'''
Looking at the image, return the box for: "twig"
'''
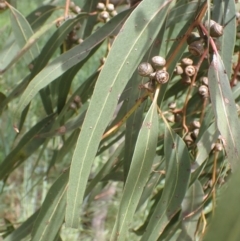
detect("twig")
[64,0,70,19]
[101,92,148,140]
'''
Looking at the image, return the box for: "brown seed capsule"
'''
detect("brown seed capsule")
[185,65,196,77]
[192,120,201,129]
[215,143,223,152]
[188,38,205,56]
[181,58,193,66]
[74,95,81,104]
[0,2,6,10]
[168,102,177,110]
[205,20,223,38]
[175,113,182,122]
[201,76,208,86]
[174,65,184,75]
[78,38,84,44]
[191,129,199,139]
[181,74,191,85]
[139,81,155,93]
[167,114,175,123]
[74,22,81,30]
[73,6,81,14]
[151,56,166,69]
[106,3,115,12]
[198,85,209,98]
[100,11,110,20]
[187,32,200,45]
[69,1,76,8]
[96,2,105,10]
[137,62,154,77]
[70,102,77,110]
[155,70,169,84]
[70,33,78,43]
[110,10,118,17]
[184,133,193,146]
[58,125,67,134]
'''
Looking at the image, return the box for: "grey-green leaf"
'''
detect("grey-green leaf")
[208,53,240,169]
[31,171,69,241]
[3,211,39,241]
[8,4,39,62]
[66,0,174,228]
[140,126,191,241]
[15,8,131,121]
[110,101,158,241]
[178,180,204,240]
[202,165,240,241]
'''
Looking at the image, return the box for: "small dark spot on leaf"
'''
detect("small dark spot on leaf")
[172,143,176,149]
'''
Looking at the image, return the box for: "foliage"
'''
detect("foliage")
[0,0,240,240]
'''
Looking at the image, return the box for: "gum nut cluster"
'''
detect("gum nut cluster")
[96,2,117,22]
[187,20,223,57]
[137,56,169,85]
[69,1,81,14]
[174,58,196,85]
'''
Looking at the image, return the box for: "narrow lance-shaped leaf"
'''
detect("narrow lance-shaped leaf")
[110,100,158,241]
[3,211,39,241]
[208,53,240,169]
[29,13,88,77]
[178,180,204,240]
[212,0,236,79]
[124,72,145,179]
[15,8,131,121]
[0,114,55,180]
[202,164,240,241]
[66,0,175,228]
[81,0,99,38]
[0,5,56,71]
[195,122,219,167]
[31,171,69,241]
[166,0,206,27]
[85,142,124,197]
[8,3,39,62]
[27,5,57,30]
[140,125,191,241]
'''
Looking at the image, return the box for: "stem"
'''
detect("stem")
[199,22,219,54]
[231,51,240,87]
[182,47,209,133]
[212,150,218,214]
[199,97,208,124]
[102,92,148,140]
[149,85,170,126]
[64,0,70,18]
[166,2,208,69]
